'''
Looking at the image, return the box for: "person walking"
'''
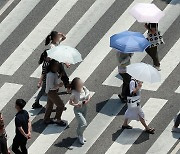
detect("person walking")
[45,31,71,92]
[44,59,66,126]
[122,78,155,134]
[145,23,164,71]
[117,52,133,103]
[69,78,90,145]
[12,99,31,154]
[172,113,180,133]
[0,113,10,154]
[32,50,51,109]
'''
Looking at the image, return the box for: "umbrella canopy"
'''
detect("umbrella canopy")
[127,63,161,83]
[47,45,82,64]
[110,31,150,53]
[129,3,165,23]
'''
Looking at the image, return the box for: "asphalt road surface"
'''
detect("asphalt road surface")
[0,0,180,154]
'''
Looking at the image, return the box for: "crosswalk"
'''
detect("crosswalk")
[0,0,180,154]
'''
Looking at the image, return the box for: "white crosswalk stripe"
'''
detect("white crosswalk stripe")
[0,83,22,111]
[0,0,79,75]
[0,0,42,45]
[147,112,180,154]
[0,0,179,153]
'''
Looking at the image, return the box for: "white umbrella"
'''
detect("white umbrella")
[47,45,82,64]
[127,63,161,83]
[129,3,165,23]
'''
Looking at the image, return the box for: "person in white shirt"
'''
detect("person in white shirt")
[122,78,155,134]
[44,59,66,126]
[69,78,91,145]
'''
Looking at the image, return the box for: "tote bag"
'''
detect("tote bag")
[147,24,164,47]
[127,95,140,108]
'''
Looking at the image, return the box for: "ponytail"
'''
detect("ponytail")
[38,49,48,64]
[45,31,58,46]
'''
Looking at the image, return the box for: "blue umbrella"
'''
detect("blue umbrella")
[110,31,151,53]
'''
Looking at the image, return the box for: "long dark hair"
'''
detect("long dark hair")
[47,59,59,73]
[71,77,80,91]
[45,31,58,46]
[38,49,48,64]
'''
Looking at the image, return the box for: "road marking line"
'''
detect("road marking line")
[30,0,117,78]
[65,94,124,154]
[0,82,22,111]
[0,0,15,16]
[170,142,180,154]
[175,86,180,93]
[147,112,180,154]
[28,92,95,154]
[0,0,41,45]
[0,0,79,75]
[103,0,180,88]
[105,98,168,154]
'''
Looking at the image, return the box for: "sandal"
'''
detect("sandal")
[122,125,133,129]
[145,128,155,134]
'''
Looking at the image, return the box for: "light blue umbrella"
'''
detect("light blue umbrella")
[110,31,151,53]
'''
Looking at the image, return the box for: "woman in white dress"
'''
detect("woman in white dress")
[122,78,155,134]
[69,78,91,145]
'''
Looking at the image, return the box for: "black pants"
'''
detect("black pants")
[175,114,180,127]
[12,136,27,154]
[58,63,70,88]
[146,46,160,67]
[119,73,131,99]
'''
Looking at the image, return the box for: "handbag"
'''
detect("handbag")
[127,95,140,108]
[147,24,164,47]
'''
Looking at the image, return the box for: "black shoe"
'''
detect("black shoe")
[118,94,127,103]
[122,125,133,129]
[32,103,43,109]
[56,121,67,127]
[44,120,55,125]
[64,107,67,111]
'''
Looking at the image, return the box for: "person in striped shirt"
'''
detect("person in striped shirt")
[32,50,50,109]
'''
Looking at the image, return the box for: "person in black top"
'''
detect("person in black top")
[145,23,161,71]
[32,50,51,109]
[12,99,31,154]
[0,113,10,154]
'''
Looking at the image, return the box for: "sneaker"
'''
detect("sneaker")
[154,65,161,71]
[54,120,67,127]
[172,127,180,133]
[32,103,42,109]
[83,137,86,142]
[78,136,85,145]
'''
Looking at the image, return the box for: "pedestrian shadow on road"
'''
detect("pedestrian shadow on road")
[54,137,78,150]
[112,128,149,144]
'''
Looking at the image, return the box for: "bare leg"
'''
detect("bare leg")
[123,119,129,126]
[139,115,149,130]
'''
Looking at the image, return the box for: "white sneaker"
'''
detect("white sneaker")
[172,127,180,133]
[83,137,87,142]
[154,66,161,71]
[78,136,85,145]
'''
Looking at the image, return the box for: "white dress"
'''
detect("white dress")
[124,80,144,121]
